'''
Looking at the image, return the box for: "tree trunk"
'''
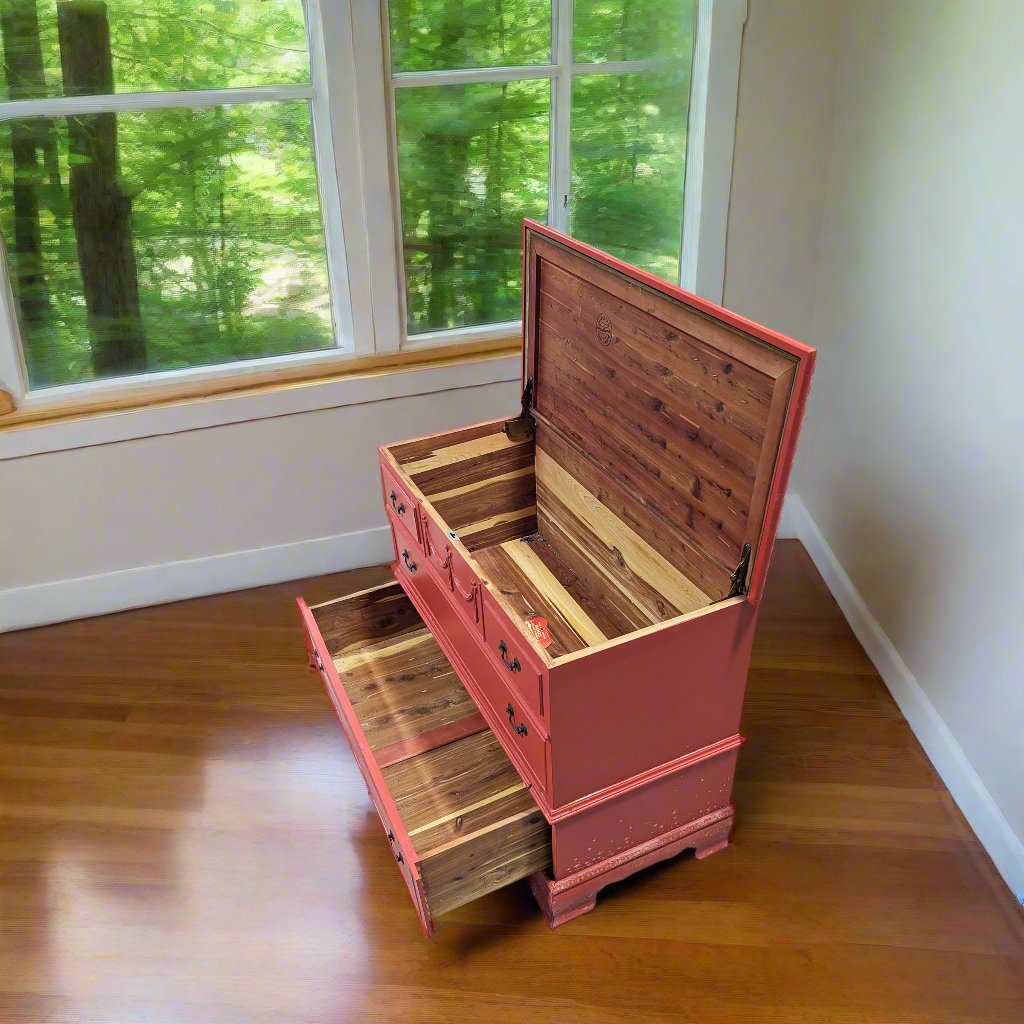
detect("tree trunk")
[0,0,53,383]
[57,0,146,376]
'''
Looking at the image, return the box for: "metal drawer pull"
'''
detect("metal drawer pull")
[506,703,528,737]
[402,549,417,573]
[498,639,521,673]
[389,490,406,515]
[387,829,404,864]
[312,647,325,673]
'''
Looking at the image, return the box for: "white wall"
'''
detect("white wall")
[0,373,519,628]
[789,0,1024,892]
[724,0,841,339]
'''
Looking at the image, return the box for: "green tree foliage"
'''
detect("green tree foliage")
[390,0,695,334]
[0,0,696,387]
[0,0,330,388]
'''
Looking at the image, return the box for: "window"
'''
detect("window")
[0,0,743,418]
[0,0,351,396]
[385,0,699,339]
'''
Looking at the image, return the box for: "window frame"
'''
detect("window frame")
[370,0,747,349]
[0,0,746,430]
[0,0,376,413]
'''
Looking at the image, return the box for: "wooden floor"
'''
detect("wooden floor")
[1,541,1022,1023]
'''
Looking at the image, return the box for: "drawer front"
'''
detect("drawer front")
[446,536,484,636]
[388,509,423,581]
[481,589,546,722]
[419,506,454,589]
[297,583,550,936]
[297,594,430,935]
[381,462,421,545]
[398,566,550,798]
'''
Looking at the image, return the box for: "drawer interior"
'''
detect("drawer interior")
[311,583,551,919]
[385,421,714,660]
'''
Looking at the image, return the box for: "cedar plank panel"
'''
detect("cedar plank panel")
[534,492,682,628]
[418,807,551,917]
[518,530,652,638]
[312,585,422,656]
[535,277,755,558]
[536,421,731,599]
[473,542,588,657]
[457,511,538,551]
[407,442,534,496]
[387,418,507,463]
[431,469,536,533]
[530,233,796,379]
[537,379,743,567]
[382,731,530,837]
[539,262,772,459]
[332,628,480,754]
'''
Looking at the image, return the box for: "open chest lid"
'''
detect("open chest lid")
[513,219,815,606]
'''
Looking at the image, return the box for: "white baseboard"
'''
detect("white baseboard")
[0,525,394,632]
[784,492,1024,903]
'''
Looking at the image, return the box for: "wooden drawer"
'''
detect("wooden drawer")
[481,589,546,722]
[418,505,454,589]
[388,508,423,580]
[397,564,550,798]
[381,462,421,546]
[448,540,483,635]
[297,582,551,937]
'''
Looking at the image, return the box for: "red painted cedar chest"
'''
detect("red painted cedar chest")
[299,221,815,935]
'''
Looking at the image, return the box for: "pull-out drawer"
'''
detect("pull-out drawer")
[381,463,421,545]
[298,582,551,937]
[396,562,551,799]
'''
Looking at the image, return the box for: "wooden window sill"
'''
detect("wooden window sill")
[0,339,522,461]
[0,337,520,431]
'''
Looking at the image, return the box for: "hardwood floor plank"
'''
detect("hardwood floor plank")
[0,541,1021,1024]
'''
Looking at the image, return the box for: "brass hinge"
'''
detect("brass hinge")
[503,377,535,441]
[727,543,752,598]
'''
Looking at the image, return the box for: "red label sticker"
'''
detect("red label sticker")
[525,615,551,648]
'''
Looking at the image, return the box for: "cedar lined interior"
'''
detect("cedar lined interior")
[393,424,712,660]
[387,229,801,660]
[312,583,551,917]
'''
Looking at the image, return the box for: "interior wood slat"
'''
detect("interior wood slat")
[533,503,681,632]
[431,467,536,533]
[455,505,538,550]
[509,532,648,641]
[313,585,423,655]
[536,421,729,599]
[417,805,551,918]
[499,540,609,646]
[406,439,534,496]
[387,419,507,463]
[332,629,479,755]
[536,449,711,615]
[473,543,589,657]
[381,731,531,838]
[372,712,488,770]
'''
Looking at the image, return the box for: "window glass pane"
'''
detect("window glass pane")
[0,0,309,100]
[573,0,695,64]
[388,0,551,72]
[0,101,333,389]
[569,69,689,281]
[395,80,550,334]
